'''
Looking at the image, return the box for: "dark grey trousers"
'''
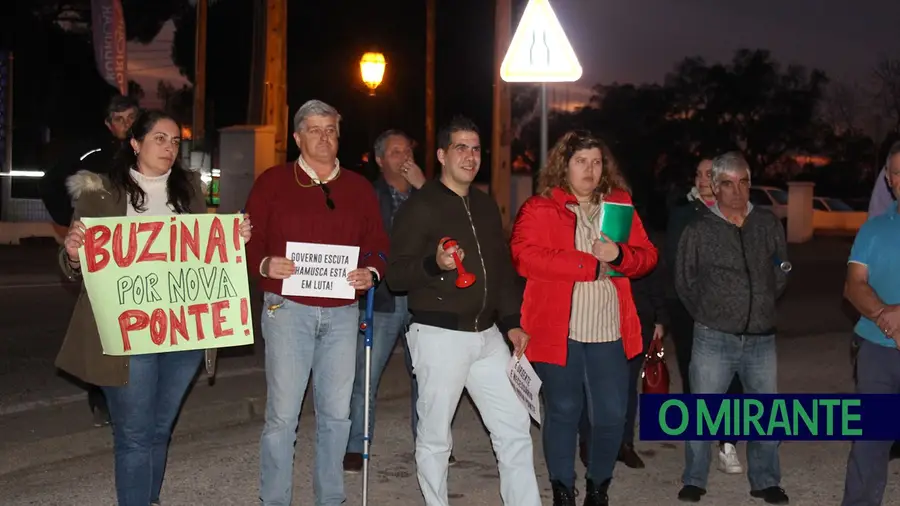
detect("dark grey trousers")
[842,337,900,506]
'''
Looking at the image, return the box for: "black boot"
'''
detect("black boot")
[583,478,609,506]
[551,480,577,506]
[617,443,645,469]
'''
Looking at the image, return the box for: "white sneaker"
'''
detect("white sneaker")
[717,443,743,474]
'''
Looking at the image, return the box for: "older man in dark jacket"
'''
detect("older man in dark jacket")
[675,151,789,505]
[343,129,428,472]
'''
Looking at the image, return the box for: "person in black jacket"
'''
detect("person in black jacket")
[665,154,746,475]
[665,157,715,394]
[343,129,461,471]
[619,230,668,468]
[386,116,541,506]
[40,95,139,238]
[39,94,138,428]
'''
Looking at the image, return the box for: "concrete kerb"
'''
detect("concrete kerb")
[0,394,267,477]
[0,367,269,477]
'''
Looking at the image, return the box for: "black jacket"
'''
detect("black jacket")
[664,193,709,293]
[360,177,417,313]
[675,206,788,335]
[631,244,669,334]
[40,134,123,226]
[386,180,522,334]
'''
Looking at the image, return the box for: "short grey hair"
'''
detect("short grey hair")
[293,99,341,134]
[373,129,411,158]
[711,151,751,190]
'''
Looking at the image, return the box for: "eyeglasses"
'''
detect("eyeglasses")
[305,127,338,139]
[318,183,335,210]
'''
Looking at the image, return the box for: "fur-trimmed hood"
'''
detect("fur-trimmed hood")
[66,170,109,200]
[65,169,207,201]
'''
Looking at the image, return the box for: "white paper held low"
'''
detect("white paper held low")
[507,355,543,424]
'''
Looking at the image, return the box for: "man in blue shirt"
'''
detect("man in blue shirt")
[842,141,900,506]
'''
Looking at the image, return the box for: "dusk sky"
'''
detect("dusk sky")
[127,0,900,110]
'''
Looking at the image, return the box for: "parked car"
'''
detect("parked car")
[813,197,854,212]
[812,196,867,232]
[750,185,789,222]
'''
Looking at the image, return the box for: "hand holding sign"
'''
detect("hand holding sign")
[238,214,253,244]
[264,257,295,279]
[64,220,87,265]
[347,268,374,291]
[508,327,530,358]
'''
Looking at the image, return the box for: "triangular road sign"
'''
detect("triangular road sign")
[500,0,583,83]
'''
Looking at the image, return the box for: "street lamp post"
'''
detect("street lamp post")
[360,52,386,96]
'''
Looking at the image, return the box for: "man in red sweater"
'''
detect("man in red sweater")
[244,99,390,506]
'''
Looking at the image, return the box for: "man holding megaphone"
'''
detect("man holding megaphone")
[386,116,541,506]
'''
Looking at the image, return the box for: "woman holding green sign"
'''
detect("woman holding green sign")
[510,131,659,506]
[55,109,253,506]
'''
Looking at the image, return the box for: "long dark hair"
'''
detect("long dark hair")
[109,109,194,214]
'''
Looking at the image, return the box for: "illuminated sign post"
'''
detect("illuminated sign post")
[500,0,582,168]
[0,52,10,220]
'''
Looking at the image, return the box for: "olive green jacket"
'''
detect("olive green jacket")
[55,169,217,386]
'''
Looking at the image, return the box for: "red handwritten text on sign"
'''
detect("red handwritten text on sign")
[83,216,240,273]
[79,214,254,355]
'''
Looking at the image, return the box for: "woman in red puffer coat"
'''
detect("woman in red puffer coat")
[510,130,658,506]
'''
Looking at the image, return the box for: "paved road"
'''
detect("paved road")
[2,332,899,505]
[1,236,887,505]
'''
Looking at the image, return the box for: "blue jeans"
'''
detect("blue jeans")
[683,323,780,491]
[534,339,629,489]
[347,296,409,453]
[101,350,203,506]
[258,293,359,506]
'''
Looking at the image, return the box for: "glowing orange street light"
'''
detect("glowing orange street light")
[360,51,386,96]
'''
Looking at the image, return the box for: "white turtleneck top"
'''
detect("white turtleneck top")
[127,168,175,217]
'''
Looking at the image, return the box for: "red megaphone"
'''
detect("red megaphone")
[440,236,476,288]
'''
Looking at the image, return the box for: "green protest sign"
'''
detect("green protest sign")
[78,213,254,356]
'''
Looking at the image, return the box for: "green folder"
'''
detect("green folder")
[598,202,633,277]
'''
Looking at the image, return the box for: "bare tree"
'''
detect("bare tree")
[873,57,900,133]
[821,81,865,133]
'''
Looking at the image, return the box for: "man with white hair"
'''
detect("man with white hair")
[245,99,390,506]
[674,152,789,504]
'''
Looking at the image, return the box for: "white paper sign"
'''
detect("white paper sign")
[282,242,360,300]
[507,355,543,424]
